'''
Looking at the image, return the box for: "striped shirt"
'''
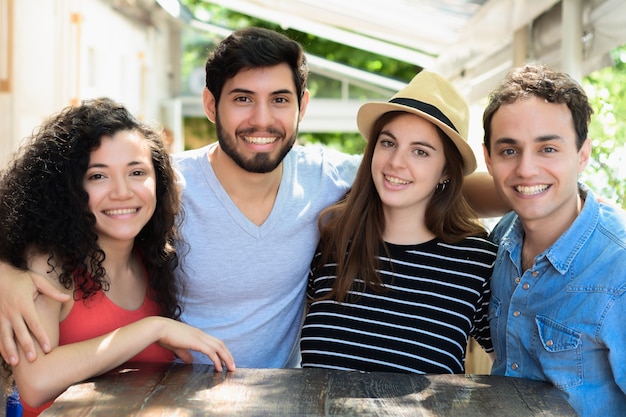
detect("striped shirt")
[300,237,497,374]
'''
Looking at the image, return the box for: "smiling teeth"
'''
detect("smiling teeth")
[105,208,138,215]
[244,136,276,144]
[385,175,410,186]
[516,185,549,195]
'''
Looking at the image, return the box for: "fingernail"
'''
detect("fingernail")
[27,351,36,361]
[42,344,50,352]
[9,356,17,366]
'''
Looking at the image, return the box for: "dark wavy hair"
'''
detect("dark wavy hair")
[0,98,183,319]
[483,63,593,153]
[205,27,308,107]
[315,111,486,303]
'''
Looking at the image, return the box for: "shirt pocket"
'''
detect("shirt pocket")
[487,296,502,363]
[534,315,583,389]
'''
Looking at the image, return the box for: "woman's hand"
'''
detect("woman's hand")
[155,318,236,372]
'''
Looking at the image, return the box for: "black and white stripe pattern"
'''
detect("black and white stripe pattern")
[301,237,497,374]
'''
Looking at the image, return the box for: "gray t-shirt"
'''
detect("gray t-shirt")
[173,143,360,367]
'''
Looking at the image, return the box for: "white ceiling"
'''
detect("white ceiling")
[194,0,626,102]
[175,0,626,133]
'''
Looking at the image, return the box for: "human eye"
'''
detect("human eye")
[86,172,104,181]
[234,96,251,103]
[378,139,395,148]
[542,146,558,153]
[273,96,289,104]
[499,148,517,157]
[131,169,147,177]
[412,148,429,157]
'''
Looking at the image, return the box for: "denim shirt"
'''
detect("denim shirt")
[488,184,626,417]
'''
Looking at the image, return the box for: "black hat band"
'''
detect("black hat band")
[390,97,459,134]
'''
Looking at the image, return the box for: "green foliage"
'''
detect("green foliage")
[299,132,365,155]
[582,46,626,208]
[289,33,419,83]
[182,1,419,82]
[183,117,216,151]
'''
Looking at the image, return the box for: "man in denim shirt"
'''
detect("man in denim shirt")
[482,64,626,417]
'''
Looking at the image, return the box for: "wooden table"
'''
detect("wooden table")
[41,363,577,416]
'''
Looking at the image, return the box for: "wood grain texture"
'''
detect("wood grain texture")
[41,363,577,417]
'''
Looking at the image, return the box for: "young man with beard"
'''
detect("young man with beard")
[169,28,361,367]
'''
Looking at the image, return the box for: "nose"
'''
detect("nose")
[387,147,407,169]
[248,102,275,128]
[515,151,539,178]
[110,176,133,200]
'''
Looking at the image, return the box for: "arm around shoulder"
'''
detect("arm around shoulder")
[462,171,510,218]
[0,260,70,365]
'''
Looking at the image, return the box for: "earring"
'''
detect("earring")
[436,179,450,193]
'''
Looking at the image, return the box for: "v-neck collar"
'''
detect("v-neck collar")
[204,144,292,239]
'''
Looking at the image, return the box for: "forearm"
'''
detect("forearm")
[463,171,510,218]
[13,316,166,407]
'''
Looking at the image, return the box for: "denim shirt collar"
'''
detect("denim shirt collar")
[500,183,599,275]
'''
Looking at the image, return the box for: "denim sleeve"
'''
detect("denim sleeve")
[488,211,517,245]
[600,288,626,397]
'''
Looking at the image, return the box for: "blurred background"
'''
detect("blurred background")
[1,0,624,209]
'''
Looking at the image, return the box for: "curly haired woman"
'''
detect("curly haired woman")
[0,98,234,416]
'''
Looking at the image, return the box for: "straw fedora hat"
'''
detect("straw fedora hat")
[357,70,477,175]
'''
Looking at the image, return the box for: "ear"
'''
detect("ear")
[297,89,310,122]
[483,144,494,176]
[577,138,591,174]
[439,169,450,184]
[203,88,217,123]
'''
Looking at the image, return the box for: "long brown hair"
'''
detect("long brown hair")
[315,111,486,303]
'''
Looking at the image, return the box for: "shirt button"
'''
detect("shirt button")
[515,277,521,284]
[523,283,530,290]
[511,363,519,370]
[532,271,539,277]
[546,340,553,347]
[513,311,521,317]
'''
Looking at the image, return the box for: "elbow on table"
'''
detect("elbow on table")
[14,373,64,409]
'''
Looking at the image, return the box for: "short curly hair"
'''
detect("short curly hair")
[483,64,593,153]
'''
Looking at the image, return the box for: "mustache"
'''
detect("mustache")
[235,127,285,136]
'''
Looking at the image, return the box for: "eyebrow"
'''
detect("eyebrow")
[380,130,438,150]
[493,134,564,146]
[227,88,295,96]
[87,160,145,169]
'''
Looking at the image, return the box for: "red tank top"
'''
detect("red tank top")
[22,271,174,416]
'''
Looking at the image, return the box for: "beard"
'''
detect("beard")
[215,115,297,174]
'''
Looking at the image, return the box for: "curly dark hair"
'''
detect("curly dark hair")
[483,63,593,153]
[0,98,184,320]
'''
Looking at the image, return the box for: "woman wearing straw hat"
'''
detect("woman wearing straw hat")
[300,71,497,374]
